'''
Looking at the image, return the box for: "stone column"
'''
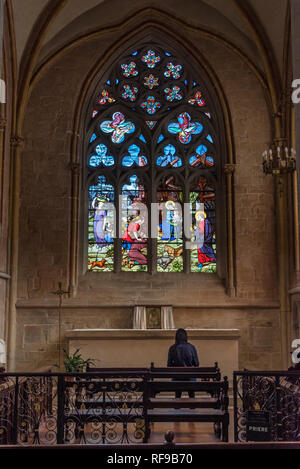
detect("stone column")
[289,1,300,353]
[7,135,24,371]
[224,163,236,297]
[0,116,7,367]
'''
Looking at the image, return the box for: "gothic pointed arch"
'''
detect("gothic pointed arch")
[81,33,229,280]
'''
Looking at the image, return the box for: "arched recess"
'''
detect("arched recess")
[68,27,236,296]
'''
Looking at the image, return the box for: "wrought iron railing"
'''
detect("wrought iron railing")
[233,371,300,442]
[0,372,146,445]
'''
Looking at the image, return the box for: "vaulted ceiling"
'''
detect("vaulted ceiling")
[10,0,289,77]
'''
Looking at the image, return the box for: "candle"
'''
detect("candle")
[285,147,288,159]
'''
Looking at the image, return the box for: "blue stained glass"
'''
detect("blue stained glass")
[121,175,148,271]
[116,79,119,84]
[184,80,188,85]
[157,144,182,167]
[122,144,147,167]
[157,134,164,143]
[207,134,214,144]
[139,134,147,143]
[89,143,114,167]
[106,80,111,85]
[90,133,97,143]
[132,51,138,56]
[193,81,197,87]
[157,179,183,272]
[165,52,172,56]
[88,175,115,272]
[189,145,214,168]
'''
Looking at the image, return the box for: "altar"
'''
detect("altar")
[65,328,240,382]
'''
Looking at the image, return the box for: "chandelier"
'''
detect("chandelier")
[262,139,296,174]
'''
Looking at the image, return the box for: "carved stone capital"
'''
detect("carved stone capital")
[224,163,237,175]
[10,136,25,148]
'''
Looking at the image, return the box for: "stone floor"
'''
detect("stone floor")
[148,408,234,444]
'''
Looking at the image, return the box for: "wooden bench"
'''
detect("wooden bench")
[144,372,229,442]
[64,365,228,443]
[149,362,221,397]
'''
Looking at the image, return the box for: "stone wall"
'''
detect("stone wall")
[16,20,280,371]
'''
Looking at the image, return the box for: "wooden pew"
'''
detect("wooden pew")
[144,372,229,442]
[65,364,227,443]
[149,362,221,398]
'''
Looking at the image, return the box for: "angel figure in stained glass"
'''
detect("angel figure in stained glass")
[100,112,135,144]
[92,196,109,246]
[168,112,203,144]
[156,144,182,167]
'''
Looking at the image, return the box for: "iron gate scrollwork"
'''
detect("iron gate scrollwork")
[233,371,300,442]
[0,372,147,445]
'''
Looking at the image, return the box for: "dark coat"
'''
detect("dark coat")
[167,342,199,367]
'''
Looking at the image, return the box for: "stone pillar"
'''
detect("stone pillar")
[224,163,236,297]
[0,116,7,368]
[7,135,24,371]
[290,1,300,353]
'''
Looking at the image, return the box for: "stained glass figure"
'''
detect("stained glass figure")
[88,176,115,271]
[189,144,214,168]
[122,84,138,102]
[164,62,182,79]
[188,91,205,107]
[157,144,182,167]
[121,175,148,271]
[88,44,217,273]
[122,144,147,167]
[140,96,161,114]
[164,86,182,102]
[168,112,203,144]
[190,176,216,273]
[121,62,138,77]
[98,90,115,105]
[89,143,114,167]
[144,74,159,89]
[157,177,183,272]
[141,50,161,68]
[100,112,135,144]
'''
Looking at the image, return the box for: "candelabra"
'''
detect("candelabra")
[262,140,296,174]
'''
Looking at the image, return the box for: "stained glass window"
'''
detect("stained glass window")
[86,44,217,273]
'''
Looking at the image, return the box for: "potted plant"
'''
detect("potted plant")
[63,349,95,380]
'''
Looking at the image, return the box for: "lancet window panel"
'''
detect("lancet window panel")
[86,43,218,274]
